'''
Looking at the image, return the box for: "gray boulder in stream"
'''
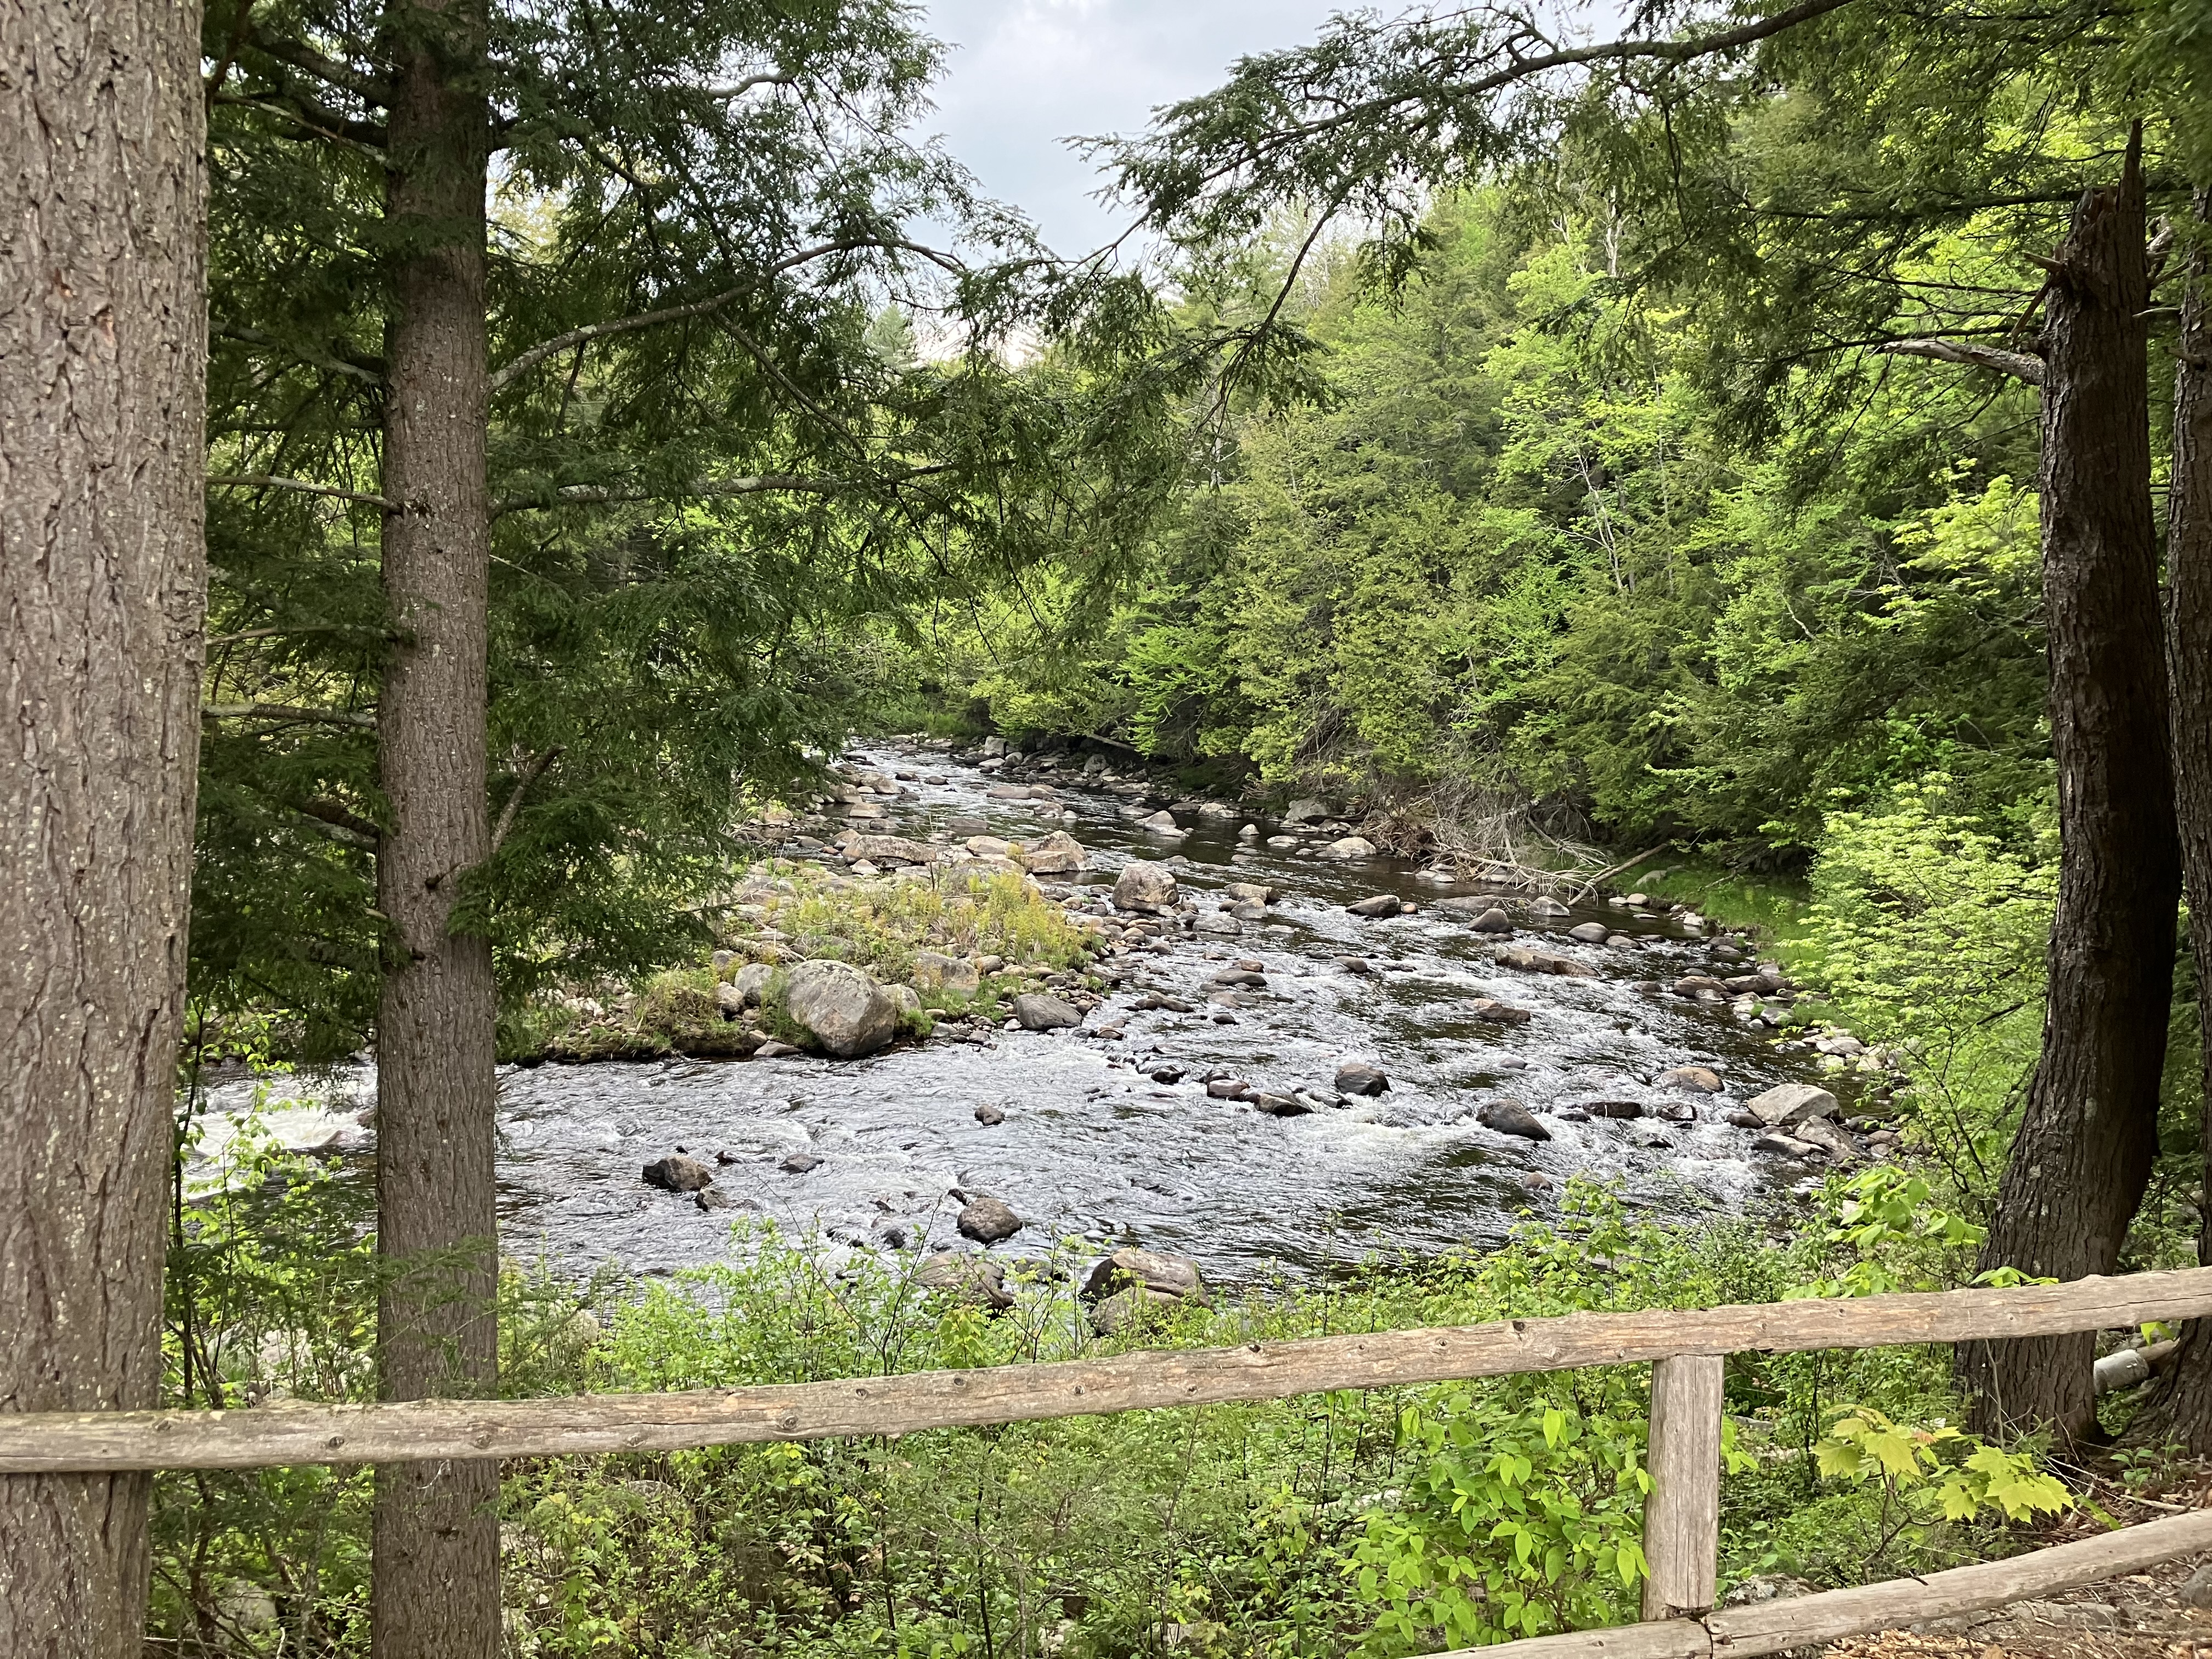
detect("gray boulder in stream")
[1114,860,1179,913]
[1477,1099,1551,1141]
[1011,992,1082,1031]
[957,1196,1023,1244]
[1335,1059,1390,1096]
[780,960,898,1057]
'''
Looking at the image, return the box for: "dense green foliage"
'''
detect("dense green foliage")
[156,1133,2076,1659]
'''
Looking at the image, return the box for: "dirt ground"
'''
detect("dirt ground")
[1818,1481,2212,1659]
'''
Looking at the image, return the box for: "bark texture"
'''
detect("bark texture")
[2132,193,2212,1451]
[0,0,207,1651]
[372,2,500,1656]
[1962,136,2181,1444]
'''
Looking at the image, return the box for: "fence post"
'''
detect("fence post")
[1641,1353,1724,1621]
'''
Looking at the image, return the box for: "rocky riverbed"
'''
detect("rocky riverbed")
[194,737,1900,1288]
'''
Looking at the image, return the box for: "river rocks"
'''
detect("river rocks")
[843,833,938,866]
[1495,945,1600,978]
[1251,1091,1313,1116]
[1752,1130,1821,1159]
[1335,1059,1389,1096]
[980,736,1007,757]
[1205,1078,1251,1099]
[1084,1246,1207,1308]
[1139,810,1186,836]
[1114,860,1179,913]
[1319,836,1378,859]
[1467,997,1534,1024]
[1530,896,1571,917]
[696,1187,739,1211]
[714,980,750,1017]
[754,1039,802,1058]
[916,1251,1014,1310]
[1347,894,1404,918]
[1265,834,1300,848]
[1133,994,1194,1012]
[1339,956,1376,974]
[1018,830,1087,875]
[1725,971,1785,996]
[1196,801,1240,820]
[781,960,899,1057]
[1148,1065,1184,1083]
[1567,921,1611,943]
[642,1155,714,1193]
[1238,823,1259,840]
[1283,798,1327,823]
[974,1102,1006,1125]
[1672,974,1731,997]
[1791,1116,1861,1164]
[1012,993,1083,1031]
[1744,1082,1840,1128]
[1585,1099,1644,1119]
[1470,906,1515,933]
[1208,969,1266,989]
[1194,912,1243,935]
[911,951,981,995]
[1224,881,1280,904]
[957,1196,1023,1244]
[1658,1065,1723,1093]
[965,833,1015,857]
[724,960,776,1005]
[780,1150,822,1173]
[1478,1098,1551,1141]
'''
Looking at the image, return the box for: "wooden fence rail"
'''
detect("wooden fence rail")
[11,1267,2212,1657]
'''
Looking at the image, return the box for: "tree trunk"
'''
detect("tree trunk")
[1961,132,2181,1445]
[0,2,206,1652]
[372,3,500,1657]
[2128,192,2212,1451]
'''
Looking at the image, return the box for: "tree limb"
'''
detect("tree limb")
[489,748,563,856]
[245,24,392,107]
[202,702,377,730]
[489,467,952,517]
[209,474,393,508]
[298,796,381,841]
[703,74,790,99]
[1874,338,2045,385]
[216,321,385,385]
[211,88,387,149]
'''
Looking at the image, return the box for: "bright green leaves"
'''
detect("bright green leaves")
[1813,1408,2069,1526]
[1350,1385,1651,1652]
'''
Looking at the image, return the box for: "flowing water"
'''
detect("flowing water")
[202,741,1847,1288]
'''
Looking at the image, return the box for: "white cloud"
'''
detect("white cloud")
[919,0,1351,256]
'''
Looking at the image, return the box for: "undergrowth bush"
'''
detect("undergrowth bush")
[151,1112,2070,1659]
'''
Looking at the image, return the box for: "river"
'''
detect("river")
[200,739,1853,1289]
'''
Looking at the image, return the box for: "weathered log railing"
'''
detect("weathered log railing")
[8,1268,2212,1657]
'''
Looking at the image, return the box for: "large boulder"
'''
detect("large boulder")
[780,960,899,1057]
[1744,1083,1840,1128]
[1283,798,1327,823]
[1138,810,1186,836]
[1319,836,1378,860]
[1659,1065,1723,1093]
[642,1155,714,1193]
[1223,881,1280,905]
[1114,860,1179,913]
[1567,921,1611,943]
[1347,894,1404,918]
[1082,1246,1207,1307]
[956,1196,1023,1244]
[1335,1059,1389,1096]
[915,1251,1014,1310]
[720,961,776,1009]
[911,951,981,995]
[1012,992,1082,1031]
[843,833,938,866]
[1478,1099,1551,1141]
[1496,945,1600,979]
[1018,830,1088,876]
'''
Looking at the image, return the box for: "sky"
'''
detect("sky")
[918,0,1351,257]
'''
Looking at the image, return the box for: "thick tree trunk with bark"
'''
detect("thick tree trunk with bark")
[1962,135,2181,1445]
[2131,193,2212,1451]
[372,3,500,1656]
[0,2,206,1651]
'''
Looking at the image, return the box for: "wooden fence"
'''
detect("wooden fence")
[9,1267,2212,1657]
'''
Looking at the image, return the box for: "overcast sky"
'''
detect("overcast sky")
[919,0,1350,257]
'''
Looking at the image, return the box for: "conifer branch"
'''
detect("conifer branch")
[216,323,385,385]
[211,89,387,149]
[488,287,746,392]
[489,467,953,517]
[245,26,393,108]
[202,702,378,730]
[703,74,791,99]
[209,475,392,508]
[489,748,563,856]
[1874,338,2045,385]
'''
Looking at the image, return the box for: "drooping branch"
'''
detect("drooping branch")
[201,702,377,730]
[209,474,393,508]
[1874,337,2045,385]
[298,796,382,841]
[245,25,393,108]
[216,321,385,385]
[489,748,563,856]
[211,88,387,149]
[703,74,791,99]
[489,465,955,517]
[488,238,967,393]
